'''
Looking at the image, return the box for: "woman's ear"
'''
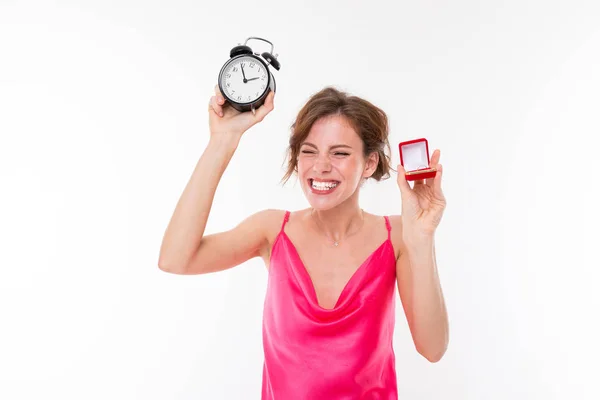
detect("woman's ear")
[363,152,379,178]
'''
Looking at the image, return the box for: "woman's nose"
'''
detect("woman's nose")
[312,154,332,172]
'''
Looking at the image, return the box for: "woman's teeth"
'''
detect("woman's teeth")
[311,180,339,190]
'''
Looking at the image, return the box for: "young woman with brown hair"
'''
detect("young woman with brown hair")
[158,85,449,399]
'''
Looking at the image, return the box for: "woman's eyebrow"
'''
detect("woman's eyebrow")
[301,142,353,150]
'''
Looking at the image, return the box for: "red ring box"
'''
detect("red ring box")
[399,138,437,181]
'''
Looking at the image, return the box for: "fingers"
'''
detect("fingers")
[430,149,440,165]
[209,95,224,117]
[433,163,443,195]
[396,164,412,195]
[208,88,275,121]
[425,168,435,186]
[426,149,440,187]
[214,84,222,97]
[209,85,226,117]
[253,91,275,122]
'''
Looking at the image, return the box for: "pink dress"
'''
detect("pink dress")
[262,211,399,399]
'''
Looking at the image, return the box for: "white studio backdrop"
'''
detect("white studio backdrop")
[1,1,599,399]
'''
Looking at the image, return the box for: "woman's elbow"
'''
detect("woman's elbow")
[158,261,188,275]
[417,340,448,363]
[421,348,446,363]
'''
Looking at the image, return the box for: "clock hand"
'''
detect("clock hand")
[246,77,259,82]
[241,64,248,83]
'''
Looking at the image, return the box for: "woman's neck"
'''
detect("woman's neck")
[310,201,365,243]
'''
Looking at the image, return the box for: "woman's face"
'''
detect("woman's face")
[297,115,377,210]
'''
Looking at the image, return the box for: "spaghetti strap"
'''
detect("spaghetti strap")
[280,210,291,232]
[384,216,391,241]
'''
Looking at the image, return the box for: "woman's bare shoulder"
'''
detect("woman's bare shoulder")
[258,208,312,237]
[255,208,307,265]
[254,208,287,233]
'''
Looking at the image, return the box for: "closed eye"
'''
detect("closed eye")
[300,150,349,155]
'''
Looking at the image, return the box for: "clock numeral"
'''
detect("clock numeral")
[233,67,238,72]
[260,85,265,90]
[258,67,261,72]
[248,96,251,101]
[226,73,231,78]
[237,96,241,101]
[255,92,259,97]
[250,62,255,68]
[231,90,235,94]
[241,62,246,68]
[261,76,266,80]
[226,82,230,87]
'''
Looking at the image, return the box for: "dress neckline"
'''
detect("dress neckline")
[276,231,393,311]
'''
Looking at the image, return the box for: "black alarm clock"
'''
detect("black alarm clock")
[217,37,280,114]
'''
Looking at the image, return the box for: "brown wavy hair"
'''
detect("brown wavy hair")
[280,86,393,185]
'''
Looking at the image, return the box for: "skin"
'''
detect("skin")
[297,115,378,235]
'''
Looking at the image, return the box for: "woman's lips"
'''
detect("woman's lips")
[308,179,340,195]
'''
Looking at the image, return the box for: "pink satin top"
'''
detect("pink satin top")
[262,211,399,399]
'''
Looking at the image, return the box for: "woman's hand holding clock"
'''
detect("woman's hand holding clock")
[213,39,278,140]
[208,84,275,140]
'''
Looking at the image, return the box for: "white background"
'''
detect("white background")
[1,0,599,399]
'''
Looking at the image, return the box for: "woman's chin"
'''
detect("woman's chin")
[304,191,345,211]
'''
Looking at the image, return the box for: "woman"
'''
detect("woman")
[158,85,449,399]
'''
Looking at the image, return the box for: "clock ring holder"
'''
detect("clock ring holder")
[217,37,280,115]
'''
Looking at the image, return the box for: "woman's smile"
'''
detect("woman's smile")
[309,178,341,195]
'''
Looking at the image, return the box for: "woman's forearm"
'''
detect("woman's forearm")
[400,237,449,362]
[158,135,240,271]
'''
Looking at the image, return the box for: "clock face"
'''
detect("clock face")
[220,56,269,104]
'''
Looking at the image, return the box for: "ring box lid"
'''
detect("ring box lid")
[399,138,433,172]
